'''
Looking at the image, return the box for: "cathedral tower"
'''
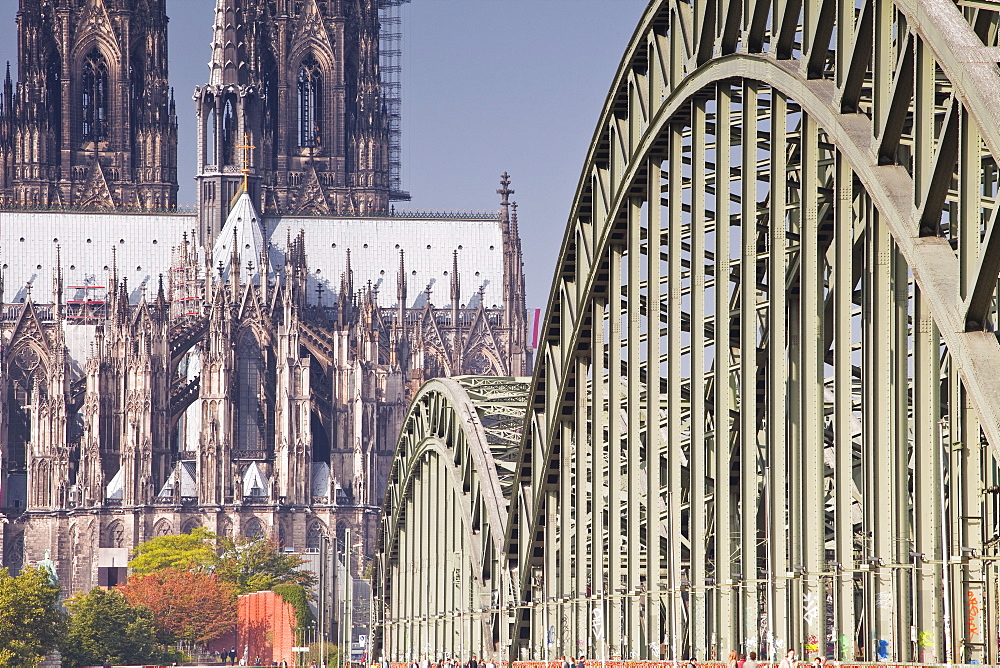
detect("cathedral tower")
[0,0,178,210]
[195,0,391,247]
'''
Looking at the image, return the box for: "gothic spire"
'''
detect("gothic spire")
[450,249,461,310]
[497,171,515,227]
[209,0,253,87]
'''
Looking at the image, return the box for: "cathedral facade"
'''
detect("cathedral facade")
[0,0,529,613]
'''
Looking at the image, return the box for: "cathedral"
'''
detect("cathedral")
[0,0,528,615]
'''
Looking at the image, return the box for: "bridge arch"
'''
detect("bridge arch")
[375,377,530,663]
[504,0,1000,663]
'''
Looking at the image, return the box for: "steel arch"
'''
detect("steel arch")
[375,376,531,663]
[507,0,1000,663]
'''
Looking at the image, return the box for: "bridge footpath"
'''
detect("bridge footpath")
[391,664,1000,668]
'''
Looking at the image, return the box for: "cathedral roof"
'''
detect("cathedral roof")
[0,210,197,304]
[213,191,265,283]
[267,215,507,309]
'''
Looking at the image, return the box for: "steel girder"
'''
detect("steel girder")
[374,376,531,663]
[505,0,1000,663]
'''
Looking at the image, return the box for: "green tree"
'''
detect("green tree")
[61,588,162,668]
[128,526,217,576]
[0,566,64,667]
[215,535,316,595]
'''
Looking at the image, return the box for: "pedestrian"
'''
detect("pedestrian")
[778,649,796,668]
[468,654,478,668]
[420,654,431,668]
[744,651,759,668]
[738,654,746,668]
[560,655,571,668]
[727,649,738,668]
[812,657,826,668]
[576,655,586,668]
[485,657,496,668]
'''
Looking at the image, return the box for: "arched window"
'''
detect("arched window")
[244,517,265,539]
[102,521,125,548]
[181,519,201,535]
[306,521,325,551]
[297,55,322,148]
[336,521,348,565]
[153,519,172,537]
[222,95,236,165]
[236,332,268,453]
[46,54,61,146]
[206,103,217,166]
[81,49,109,142]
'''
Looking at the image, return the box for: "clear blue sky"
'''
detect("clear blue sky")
[0,0,647,307]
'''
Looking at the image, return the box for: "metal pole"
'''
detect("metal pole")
[939,421,953,668]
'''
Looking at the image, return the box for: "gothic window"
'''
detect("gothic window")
[7,346,47,474]
[181,519,201,534]
[244,518,265,539]
[222,95,237,165]
[206,103,217,166]
[46,54,61,146]
[4,533,24,576]
[336,521,348,565]
[219,518,234,538]
[153,519,172,537]
[236,332,268,453]
[81,49,110,142]
[129,56,145,136]
[306,521,324,551]
[102,521,125,548]
[297,55,322,148]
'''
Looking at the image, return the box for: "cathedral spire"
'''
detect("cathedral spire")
[497,171,515,227]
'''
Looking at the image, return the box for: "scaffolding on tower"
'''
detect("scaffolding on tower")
[379,0,410,201]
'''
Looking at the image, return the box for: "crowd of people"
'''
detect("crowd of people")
[407,654,497,668]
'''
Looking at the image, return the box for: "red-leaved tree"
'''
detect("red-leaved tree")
[118,567,237,645]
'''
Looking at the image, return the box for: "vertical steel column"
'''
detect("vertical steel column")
[714,82,736,656]
[766,90,790,658]
[627,195,643,657]
[691,95,709,661]
[833,152,856,662]
[576,352,590,658]
[647,158,664,661]
[798,113,825,660]
[958,106,986,663]
[891,240,912,662]
[608,241,623,658]
[667,120,685,662]
[868,205,895,660]
[741,80,762,656]
[592,292,607,661]
[560,418,573,660]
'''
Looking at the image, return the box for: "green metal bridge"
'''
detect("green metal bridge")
[374,0,1000,663]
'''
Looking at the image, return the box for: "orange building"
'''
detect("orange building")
[238,590,297,666]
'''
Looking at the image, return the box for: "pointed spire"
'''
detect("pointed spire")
[396,249,407,311]
[450,249,461,310]
[208,0,251,87]
[52,245,63,317]
[344,248,354,298]
[497,171,514,225]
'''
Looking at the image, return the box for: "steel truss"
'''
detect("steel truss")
[374,377,531,662]
[380,0,1000,663]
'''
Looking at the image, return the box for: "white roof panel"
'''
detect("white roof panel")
[0,211,198,304]
[266,216,506,309]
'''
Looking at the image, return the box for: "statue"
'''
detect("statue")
[37,549,59,587]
